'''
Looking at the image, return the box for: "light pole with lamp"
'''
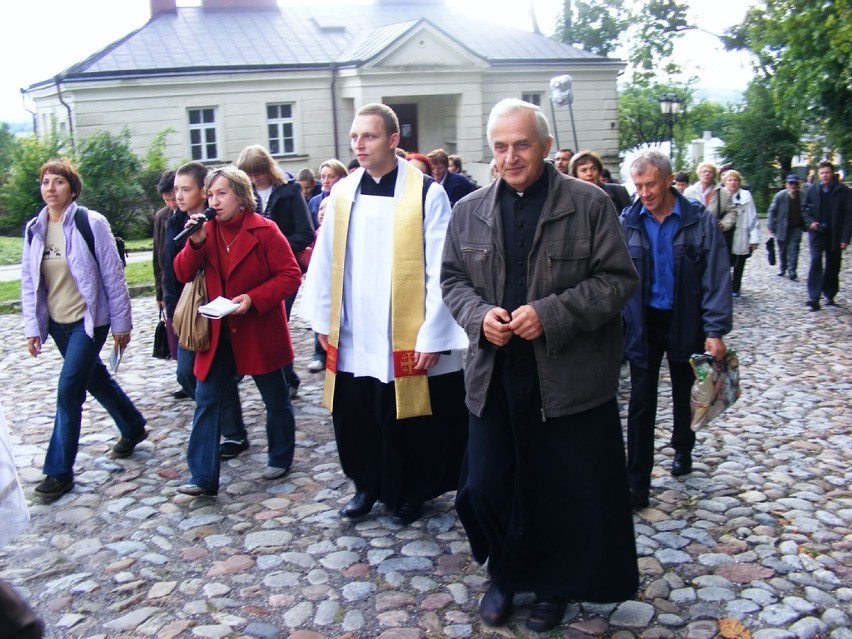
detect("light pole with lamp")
[658,93,683,163]
[549,74,579,152]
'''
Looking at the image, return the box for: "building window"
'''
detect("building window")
[522,92,543,107]
[188,108,218,161]
[267,103,296,155]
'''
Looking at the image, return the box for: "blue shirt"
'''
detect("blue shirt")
[641,198,682,310]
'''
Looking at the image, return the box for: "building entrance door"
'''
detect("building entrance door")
[387,103,418,153]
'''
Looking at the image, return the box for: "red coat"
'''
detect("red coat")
[174,211,302,381]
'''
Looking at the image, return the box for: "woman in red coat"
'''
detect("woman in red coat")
[173,166,302,496]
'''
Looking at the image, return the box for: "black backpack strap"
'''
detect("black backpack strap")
[74,206,98,269]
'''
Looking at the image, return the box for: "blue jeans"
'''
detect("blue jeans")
[43,320,146,482]
[176,344,246,441]
[186,338,295,493]
[777,227,803,276]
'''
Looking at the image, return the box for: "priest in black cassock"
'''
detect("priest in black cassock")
[441,99,640,632]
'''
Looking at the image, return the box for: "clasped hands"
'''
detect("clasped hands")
[483,305,542,347]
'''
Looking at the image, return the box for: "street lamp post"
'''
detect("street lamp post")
[550,74,579,152]
[658,93,683,163]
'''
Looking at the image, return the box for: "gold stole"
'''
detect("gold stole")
[322,163,432,419]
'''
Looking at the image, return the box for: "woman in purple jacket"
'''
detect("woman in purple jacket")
[22,159,146,501]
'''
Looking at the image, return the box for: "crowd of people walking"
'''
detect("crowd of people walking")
[15,97,851,634]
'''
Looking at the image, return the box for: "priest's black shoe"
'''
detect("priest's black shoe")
[671,451,693,477]
[629,487,649,510]
[525,597,568,632]
[339,491,377,518]
[393,501,423,526]
[479,583,514,627]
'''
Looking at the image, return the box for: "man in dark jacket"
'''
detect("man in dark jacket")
[621,150,732,510]
[152,170,178,360]
[441,99,639,633]
[802,161,852,310]
[428,148,477,206]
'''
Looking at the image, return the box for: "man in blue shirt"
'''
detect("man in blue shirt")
[620,150,732,509]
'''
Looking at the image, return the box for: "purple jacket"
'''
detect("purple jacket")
[22,202,132,341]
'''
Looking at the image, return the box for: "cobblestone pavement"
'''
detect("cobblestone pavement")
[1,233,851,639]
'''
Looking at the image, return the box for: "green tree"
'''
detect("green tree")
[725,0,851,169]
[136,128,176,234]
[0,131,67,234]
[719,81,799,211]
[555,0,692,82]
[76,129,145,239]
[556,0,629,57]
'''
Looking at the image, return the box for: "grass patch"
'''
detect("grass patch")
[0,235,152,267]
[125,238,153,251]
[0,261,155,313]
[0,236,23,266]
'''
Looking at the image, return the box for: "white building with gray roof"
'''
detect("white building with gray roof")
[23,0,625,174]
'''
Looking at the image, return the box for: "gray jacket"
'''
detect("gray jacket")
[440,164,638,419]
[767,188,804,242]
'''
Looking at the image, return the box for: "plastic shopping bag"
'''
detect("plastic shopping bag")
[689,349,740,430]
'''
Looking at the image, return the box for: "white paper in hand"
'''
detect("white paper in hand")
[198,296,239,319]
[109,342,125,373]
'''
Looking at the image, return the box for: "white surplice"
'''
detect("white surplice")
[302,157,467,383]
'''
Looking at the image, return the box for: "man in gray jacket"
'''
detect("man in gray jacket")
[767,175,805,280]
[441,99,639,633]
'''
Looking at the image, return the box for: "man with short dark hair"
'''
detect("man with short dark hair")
[427,148,477,206]
[767,174,806,280]
[442,99,639,632]
[802,161,852,310]
[621,150,732,509]
[554,148,573,174]
[304,104,469,526]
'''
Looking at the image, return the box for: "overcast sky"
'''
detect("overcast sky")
[0,0,755,124]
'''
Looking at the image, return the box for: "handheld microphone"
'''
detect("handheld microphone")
[173,208,216,243]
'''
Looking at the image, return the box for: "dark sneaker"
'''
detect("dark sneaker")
[825,298,836,306]
[112,429,148,458]
[806,299,821,311]
[34,476,74,500]
[219,438,249,460]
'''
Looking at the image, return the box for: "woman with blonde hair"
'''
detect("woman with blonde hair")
[173,166,302,495]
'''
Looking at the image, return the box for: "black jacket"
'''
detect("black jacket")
[803,179,852,250]
[265,181,315,253]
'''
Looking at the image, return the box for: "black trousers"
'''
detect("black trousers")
[627,308,697,492]
[331,371,467,510]
[806,232,842,302]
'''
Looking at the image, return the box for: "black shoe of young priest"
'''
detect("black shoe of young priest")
[671,451,693,477]
[339,491,377,518]
[393,502,423,526]
[479,583,514,627]
[525,597,568,632]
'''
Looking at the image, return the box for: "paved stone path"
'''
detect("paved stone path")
[1,231,851,639]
